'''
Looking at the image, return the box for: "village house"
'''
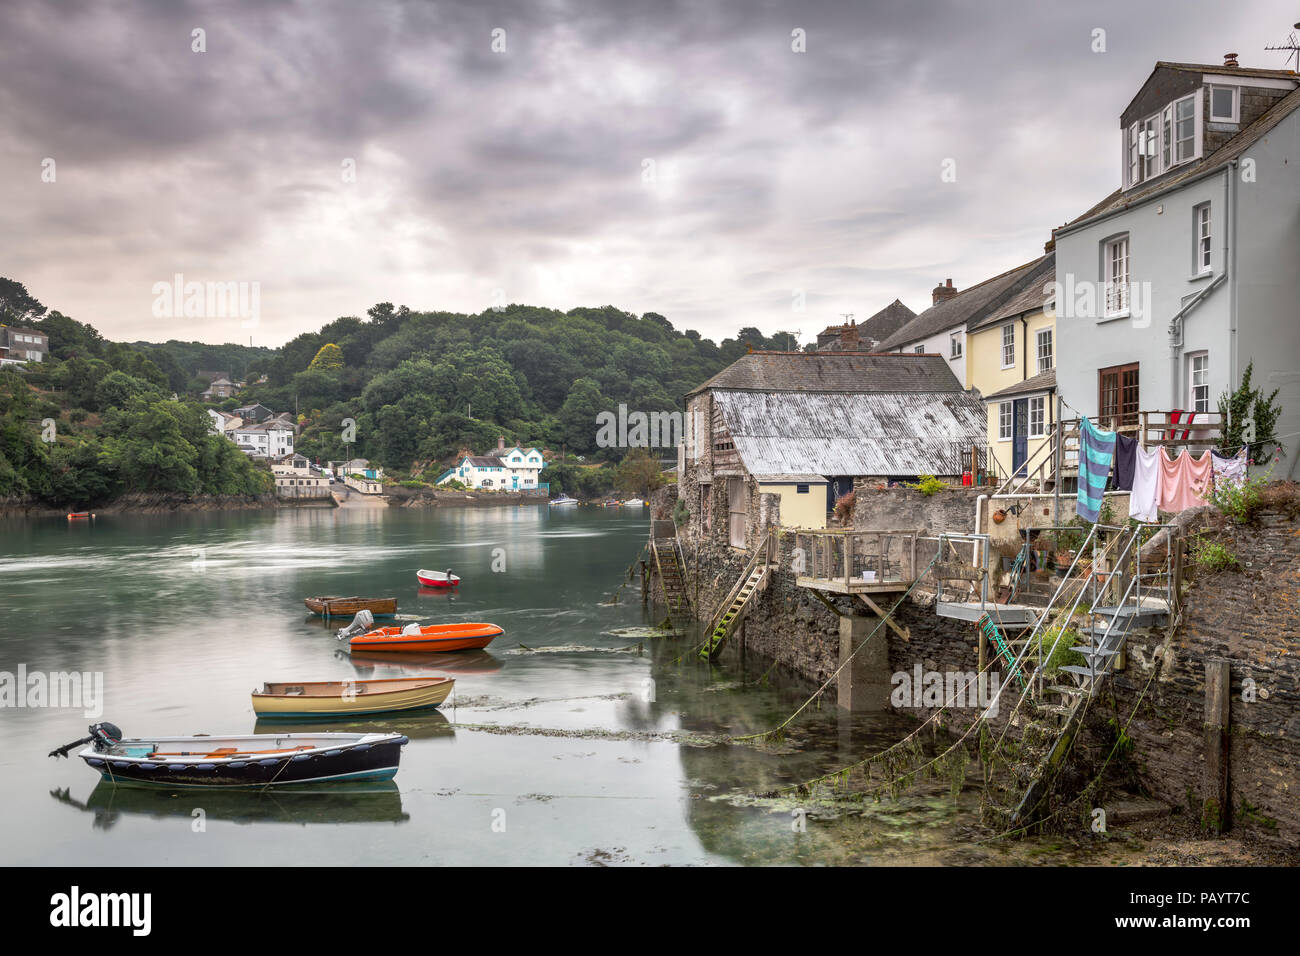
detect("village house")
[678,351,988,546]
[1054,55,1300,478]
[232,418,294,459]
[0,325,49,365]
[205,408,243,436]
[272,453,331,499]
[436,437,544,490]
[878,259,1058,387]
[233,403,273,423]
[814,299,916,352]
[201,376,239,400]
[962,251,1058,480]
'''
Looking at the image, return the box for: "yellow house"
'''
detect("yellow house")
[965,265,1057,480]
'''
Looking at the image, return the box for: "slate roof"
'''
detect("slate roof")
[464,456,505,467]
[1060,85,1300,234]
[686,352,964,397]
[712,388,987,477]
[983,369,1057,401]
[970,254,1057,331]
[876,255,1055,350]
[817,299,917,350]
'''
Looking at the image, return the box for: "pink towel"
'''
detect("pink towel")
[1157,448,1213,513]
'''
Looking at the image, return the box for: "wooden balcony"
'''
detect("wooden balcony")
[793,529,920,594]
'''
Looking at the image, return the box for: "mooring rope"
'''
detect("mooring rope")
[731,547,944,742]
[765,527,1136,799]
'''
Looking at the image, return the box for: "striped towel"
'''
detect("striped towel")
[1076,416,1117,522]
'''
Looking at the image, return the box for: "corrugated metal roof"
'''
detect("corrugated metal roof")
[714,389,987,477]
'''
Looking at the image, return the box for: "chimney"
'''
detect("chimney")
[1044,236,1056,253]
[497,436,505,451]
[1223,52,1239,68]
[932,278,958,306]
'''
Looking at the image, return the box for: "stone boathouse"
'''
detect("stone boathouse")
[677,350,987,546]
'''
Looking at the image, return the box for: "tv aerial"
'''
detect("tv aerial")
[1264,23,1300,71]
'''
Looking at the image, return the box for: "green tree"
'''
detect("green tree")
[559,377,607,455]
[1219,361,1284,463]
[308,342,345,370]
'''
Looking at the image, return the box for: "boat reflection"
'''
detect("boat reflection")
[344,648,503,675]
[254,709,455,740]
[50,780,409,830]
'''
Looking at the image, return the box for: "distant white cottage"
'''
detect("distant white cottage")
[436,437,544,490]
[233,419,294,459]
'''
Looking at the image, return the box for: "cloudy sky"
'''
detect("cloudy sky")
[1,0,1294,347]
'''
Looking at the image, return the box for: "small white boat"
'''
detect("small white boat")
[549,496,578,506]
[622,499,645,507]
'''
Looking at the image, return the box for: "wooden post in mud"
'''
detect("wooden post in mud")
[640,560,648,605]
[1203,660,1231,833]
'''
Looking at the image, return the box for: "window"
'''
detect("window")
[1029,396,1046,438]
[1126,93,1198,187]
[1189,352,1209,413]
[1161,105,1173,169]
[1126,123,1140,187]
[796,484,809,494]
[1104,236,1129,316]
[1209,85,1237,123]
[998,402,1012,440]
[1175,95,1196,162]
[1035,328,1053,373]
[1099,363,1140,428]
[913,344,924,354]
[950,332,962,359]
[1195,203,1212,274]
[1001,325,1015,368]
[1140,116,1159,181]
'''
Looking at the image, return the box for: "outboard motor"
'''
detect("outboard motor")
[336,609,375,641]
[49,721,123,759]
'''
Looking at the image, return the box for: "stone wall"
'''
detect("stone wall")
[660,478,1300,845]
[1107,504,1300,844]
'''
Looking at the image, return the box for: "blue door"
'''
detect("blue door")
[1012,399,1028,476]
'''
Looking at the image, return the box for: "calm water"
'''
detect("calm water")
[1,504,1071,866]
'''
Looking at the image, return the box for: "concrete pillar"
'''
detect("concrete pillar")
[837,614,891,711]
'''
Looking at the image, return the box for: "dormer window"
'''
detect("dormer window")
[1209,85,1238,123]
[1125,93,1200,188]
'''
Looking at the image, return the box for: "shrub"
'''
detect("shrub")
[1195,539,1239,572]
[907,474,945,496]
[1208,472,1267,525]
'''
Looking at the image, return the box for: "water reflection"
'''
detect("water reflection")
[253,711,455,740]
[51,781,409,830]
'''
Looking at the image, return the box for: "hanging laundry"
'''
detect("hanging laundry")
[1113,434,1138,491]
[1211,447,1247,491]
[1076,417,1116,522]
[1165,410,1197,442]
[1129,446,1163,522]
[1158,448,1213,513]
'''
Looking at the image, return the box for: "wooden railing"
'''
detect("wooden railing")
[793,529,920,593]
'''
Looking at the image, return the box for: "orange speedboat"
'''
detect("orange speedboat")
[349,621,503,654]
